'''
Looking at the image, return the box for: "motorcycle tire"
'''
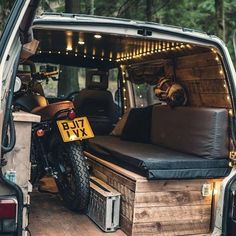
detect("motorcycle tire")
[54,141,90,212]
[30,137,43,185]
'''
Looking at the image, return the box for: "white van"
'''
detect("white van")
[0,1,236,236]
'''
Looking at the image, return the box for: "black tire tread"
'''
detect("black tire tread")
[56,142,90,212]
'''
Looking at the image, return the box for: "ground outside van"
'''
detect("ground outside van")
[0,1,236,236]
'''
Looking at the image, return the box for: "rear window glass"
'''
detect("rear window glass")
[133,83,161,107]
[23,63,120,101]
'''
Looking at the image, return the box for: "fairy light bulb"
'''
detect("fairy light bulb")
[211,48,217,53]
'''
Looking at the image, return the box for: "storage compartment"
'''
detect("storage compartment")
[88,177,121,232]
[86,153,221,236]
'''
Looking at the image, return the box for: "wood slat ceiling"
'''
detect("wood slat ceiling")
[33,29,209,63]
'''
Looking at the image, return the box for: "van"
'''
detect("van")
[0,1,236,235]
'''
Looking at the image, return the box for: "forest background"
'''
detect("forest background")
[0,0,235,60]
[0,0,236,103]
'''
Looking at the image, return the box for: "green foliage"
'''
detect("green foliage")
[0,0,15,33]
[0,0,236,61]
[89,0,236,62]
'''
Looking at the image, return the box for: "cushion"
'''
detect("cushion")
[151,106,229,159]
[87,136,230,180]
[121,106,152,143]
[111,110,130,136]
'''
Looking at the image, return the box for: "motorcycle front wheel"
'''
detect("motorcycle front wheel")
[54,141,90,212]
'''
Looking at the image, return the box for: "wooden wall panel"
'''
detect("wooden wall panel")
[176,65,224,81]
[174,51,231,108]
[176,52,221,68]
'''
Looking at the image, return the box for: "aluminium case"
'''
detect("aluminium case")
[87,176,121,232]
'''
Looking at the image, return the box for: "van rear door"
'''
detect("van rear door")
[0,0,39,152]
[215,170,236,236]
[0,1,39,235]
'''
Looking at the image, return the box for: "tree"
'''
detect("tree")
[215,0,225,41]
[0,0,15,34]
[146,0,154,21]
[58,0,81,97]
[84,0,95,14]
[2,0,235,65]
[65,0,80,13]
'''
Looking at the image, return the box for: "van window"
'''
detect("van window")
[0,1,17,37]
[108,68,119,100]
[133,83,161,107]
[33,63,120,100]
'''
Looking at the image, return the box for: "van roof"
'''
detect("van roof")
[34,13,224,46]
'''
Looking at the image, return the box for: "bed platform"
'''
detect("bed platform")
[84,105,230,235]
[86,152,220,236]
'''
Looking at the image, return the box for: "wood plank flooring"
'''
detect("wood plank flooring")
[29,186,126,236]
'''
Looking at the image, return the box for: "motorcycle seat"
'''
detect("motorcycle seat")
[32,101,74,121]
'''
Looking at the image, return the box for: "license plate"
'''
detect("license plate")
[57,117,94,142]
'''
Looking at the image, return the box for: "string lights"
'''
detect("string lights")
[37,41,193,63]
[211,47,230,104]
[121,69,128,111]
[136,85,145,107]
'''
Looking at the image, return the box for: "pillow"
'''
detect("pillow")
[111,110,130,136]
[121,106,152,143]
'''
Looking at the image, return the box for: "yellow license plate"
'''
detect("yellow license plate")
[57,117,94,142]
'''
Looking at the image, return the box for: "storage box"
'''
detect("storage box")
[87,176,121,232]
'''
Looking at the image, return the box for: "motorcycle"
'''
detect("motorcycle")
[13,74,93,212]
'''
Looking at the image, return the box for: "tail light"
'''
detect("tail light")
[36,128,45,137]
[0,198,17,233]
[67,110,76,120]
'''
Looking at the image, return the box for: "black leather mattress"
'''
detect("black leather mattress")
[87,136,231,180]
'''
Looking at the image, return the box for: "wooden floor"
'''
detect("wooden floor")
[29,181,126,236]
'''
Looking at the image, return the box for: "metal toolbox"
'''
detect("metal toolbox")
[87,176,121,232]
